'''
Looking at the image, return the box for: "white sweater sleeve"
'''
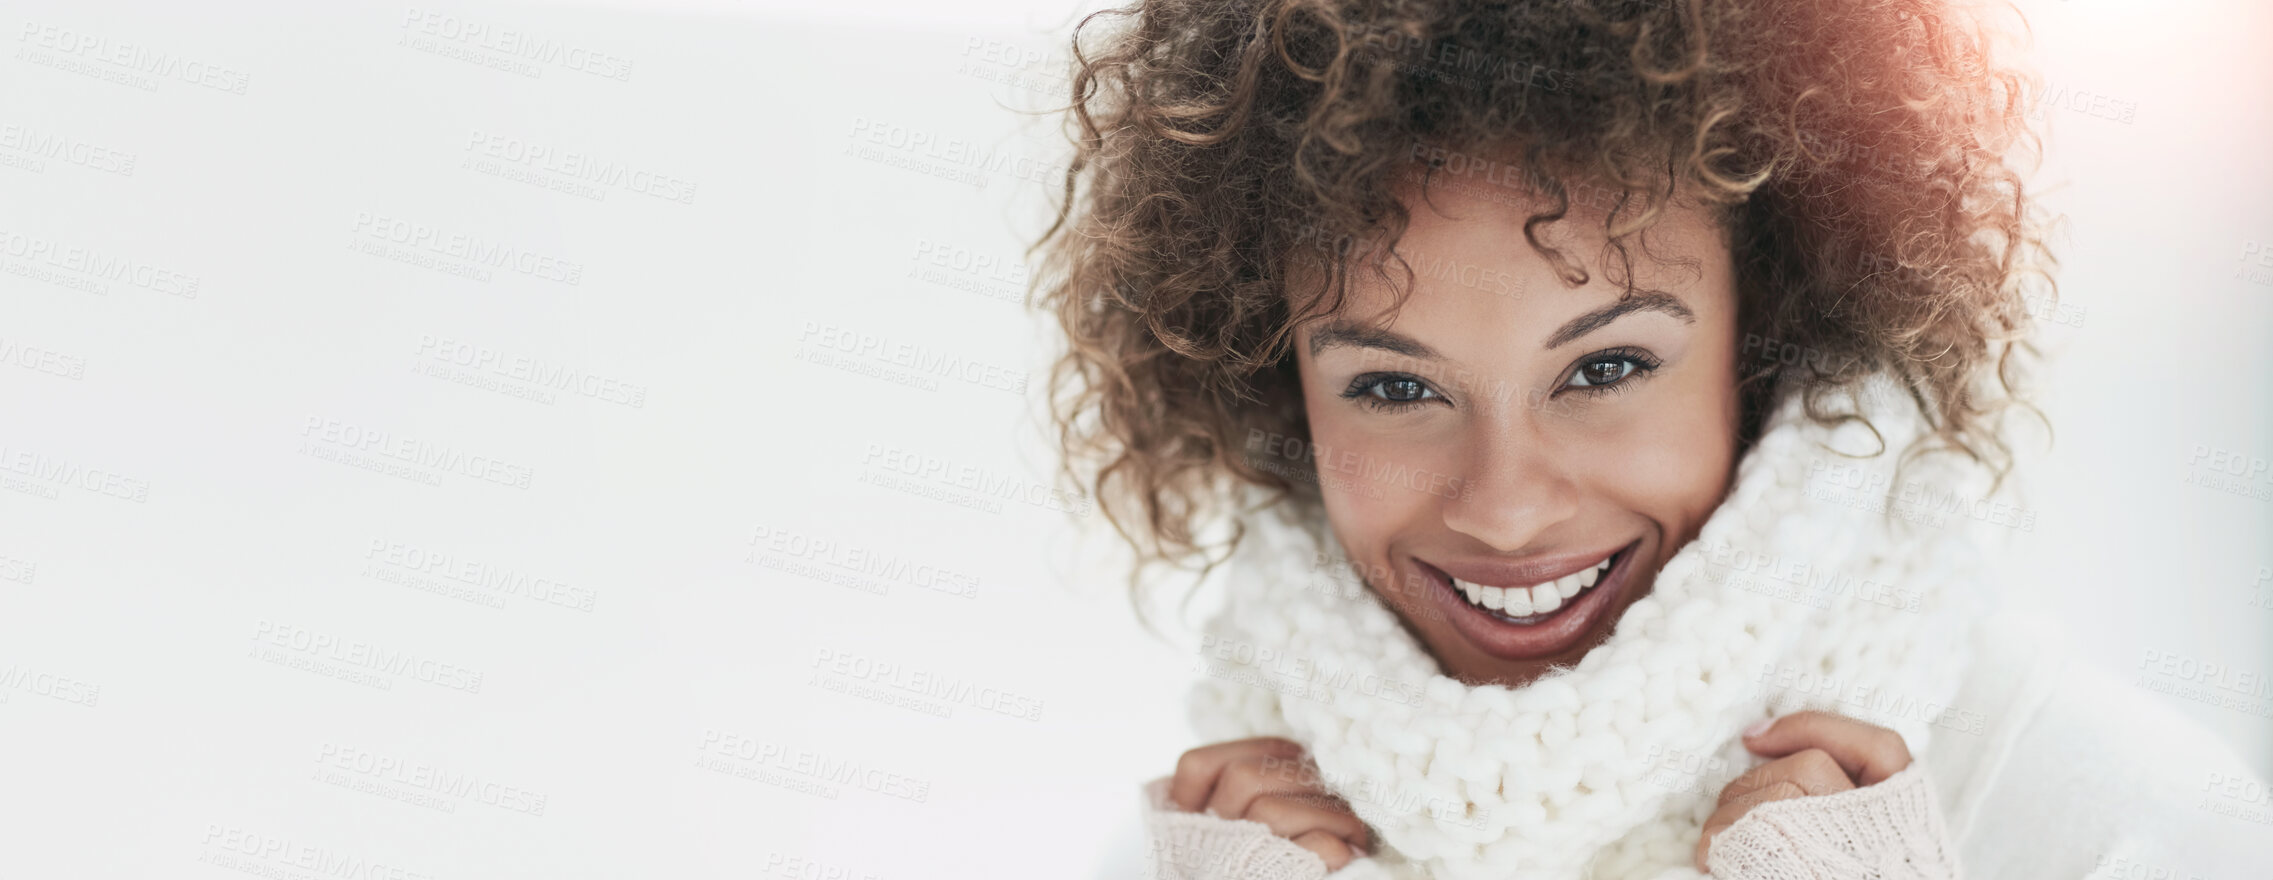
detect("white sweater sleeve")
[1136,777,1408,880]
[1136,776,1326,880]
[1927,613,2273,880]
[1704,762,1958,880]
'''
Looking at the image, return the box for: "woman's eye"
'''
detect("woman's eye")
[1371,378,1433,402]
[1340,373,1443,409]
[1569,358,1637,387]
[1563,351,1658,392]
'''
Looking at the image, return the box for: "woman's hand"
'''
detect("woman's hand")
[1694,711,1915,872]
[1167,737,1372,871]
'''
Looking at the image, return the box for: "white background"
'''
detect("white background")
[0,1,2265,878]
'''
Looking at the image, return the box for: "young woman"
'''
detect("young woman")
[1033,0,2270,877]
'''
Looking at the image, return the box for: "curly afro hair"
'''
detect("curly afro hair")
[1031,0,2056,577]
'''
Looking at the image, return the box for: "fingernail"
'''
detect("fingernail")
[1743,717,1775,738]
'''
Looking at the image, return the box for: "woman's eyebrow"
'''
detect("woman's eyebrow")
[1307,291,1695,359]
[1544,291,1696,349]
[1307,321,1442,360]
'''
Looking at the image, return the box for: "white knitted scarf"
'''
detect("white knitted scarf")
[1187,375,2007,880]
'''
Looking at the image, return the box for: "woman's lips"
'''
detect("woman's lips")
[1412,539,1643,661]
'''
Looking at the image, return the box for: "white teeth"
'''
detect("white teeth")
[1450,552,1618,619]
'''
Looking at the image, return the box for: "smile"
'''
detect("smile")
[1449,553,1614,621]
[1413,539,1643,661]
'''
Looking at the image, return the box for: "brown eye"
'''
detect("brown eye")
[1341,373,1443,408]
[1569,357,1639,388]
[1375,378,1428,401]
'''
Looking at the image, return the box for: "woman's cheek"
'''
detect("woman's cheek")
[1310,417,1450,560]
[1571,390,1736,535]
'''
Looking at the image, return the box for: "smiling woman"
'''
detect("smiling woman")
[1029,0,2271,877]
[1290,173,1742,686]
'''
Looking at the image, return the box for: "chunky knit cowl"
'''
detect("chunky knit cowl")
[1186,375,2008,880]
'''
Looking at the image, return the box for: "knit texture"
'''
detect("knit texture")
[1184,374,2009,880]
[1704,763,1958,880]
[1136,767,1957,880]
[1141,777,1332,880]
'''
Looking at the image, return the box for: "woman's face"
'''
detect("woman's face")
[1289,171,1744,687]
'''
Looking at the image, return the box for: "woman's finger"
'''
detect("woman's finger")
[1693,779,1810,871]
[1695,746,1863,872]
[1716,748,1855,807]
[1289,830,1359,873]
[1204,754,1332,820]
[1168,737,1307,812]
[1742,710,1912,785]
[1247,794,1370,868]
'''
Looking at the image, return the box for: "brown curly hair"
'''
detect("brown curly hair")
[1030,0,2056,580]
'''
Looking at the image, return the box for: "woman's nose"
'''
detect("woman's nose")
[1436,425,1580,554]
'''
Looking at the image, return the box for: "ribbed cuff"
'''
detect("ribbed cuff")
[1705,762,1959,880]
[1139,777,1331,880]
